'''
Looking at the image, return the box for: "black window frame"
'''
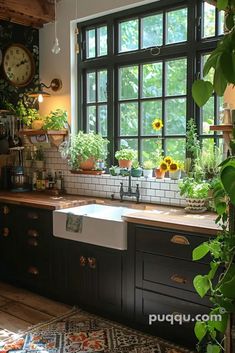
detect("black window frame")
[77,0,223,166]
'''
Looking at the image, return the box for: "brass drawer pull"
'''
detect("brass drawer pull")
[170,274,188,284]
[80,256,86,267]
[27,266,39,276]
[170,235,190,245]
[27,238,38,247]
[3,206,10,215]
[88,257,96,269]
[27,212,39,220]
[2,227,10,237]
[27,229,39,238]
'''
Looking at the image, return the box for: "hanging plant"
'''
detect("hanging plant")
[192,0,235,107]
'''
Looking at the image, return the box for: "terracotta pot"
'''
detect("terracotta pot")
[118,159,132,169]
[79,157,96,170]
[155,167,165,179]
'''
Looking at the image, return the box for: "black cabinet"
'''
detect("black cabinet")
[52,237,124,317]
[127,223,213,348]
[0,203,53,295]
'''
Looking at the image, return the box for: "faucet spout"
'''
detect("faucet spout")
[119,170,140,203]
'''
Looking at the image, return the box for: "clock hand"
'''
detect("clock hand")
[16,59,29,67]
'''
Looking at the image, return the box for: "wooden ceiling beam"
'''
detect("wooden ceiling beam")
[0,8,44,28]
[0,0,54,24]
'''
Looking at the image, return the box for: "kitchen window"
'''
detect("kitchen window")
[77,0,223,165]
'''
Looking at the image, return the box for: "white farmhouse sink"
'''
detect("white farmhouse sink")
[53,204,137,250]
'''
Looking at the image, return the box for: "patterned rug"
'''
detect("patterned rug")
[0,308,194,353]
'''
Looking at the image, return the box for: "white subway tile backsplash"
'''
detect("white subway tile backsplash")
[43,147,184,208]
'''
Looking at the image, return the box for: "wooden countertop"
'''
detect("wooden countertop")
[0,191,219,235]
[0,192,96,210]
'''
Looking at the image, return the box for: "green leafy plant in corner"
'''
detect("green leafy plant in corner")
[178,177,210,199]
[192,1,235,107]
[5,99,40,127]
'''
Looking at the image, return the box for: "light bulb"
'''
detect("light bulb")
[51,38,61,55]
[38,94,44,103]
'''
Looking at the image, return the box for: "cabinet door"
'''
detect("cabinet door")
[95,247,123,316]
[136,288,210,348]
[0,204,18,281]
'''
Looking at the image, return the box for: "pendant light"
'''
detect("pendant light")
[51,0,61,54]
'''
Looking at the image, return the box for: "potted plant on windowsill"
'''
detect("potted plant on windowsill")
[115,148,136,169]
[142,160,154,178]
[178,177,210,212]
[68,131,109,171]
[169,160,184,180]
[131,160,143,177]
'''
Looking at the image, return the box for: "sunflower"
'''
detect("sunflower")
[159,161,169,172]
[169,161,179,172]
[152,118,163,131]
[164,156,173,165]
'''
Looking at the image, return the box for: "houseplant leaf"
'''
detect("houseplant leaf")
[207,344,221,353]
[213,67,227,96]
[194,321,207,342]
[220,51,235,84]
[192,243,210,261]
[193,275,210,297]
[220,165,235,205]
[192,80,213,107]
[217,0,228,11]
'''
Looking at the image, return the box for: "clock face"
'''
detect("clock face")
[3,44,35,87]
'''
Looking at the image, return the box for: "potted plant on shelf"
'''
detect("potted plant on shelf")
[178,177,210,212]
[43,109,68,131]
[142,160,154,178]
[131,160,143,177]
[33,145,45,170]
[68,131,109,171]
[115,148,136,168]
[109,165,120,176]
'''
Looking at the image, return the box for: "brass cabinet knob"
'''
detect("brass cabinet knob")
[2,227,10,237]
[27,266,39,275]
[27,212,39,220]
[3,205,10,215]
[170,235,190,245]
[87,257,96,269]
[79,256,86,267]
[170,274,188,284]
[27,238,38,247]
[27,229,39,238]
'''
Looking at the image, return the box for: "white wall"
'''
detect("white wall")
[39,0,158,126]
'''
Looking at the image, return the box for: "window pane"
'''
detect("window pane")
[166,8,187,44]
[165,98,186,135]
[218,11,225,35]
[203,2,215,38]
[87,29,96,58]
[142,14,163,48]
[141,100,162,136]
[141,138,162,163]
[120,102,138,136]
[166,58,187,96]
[87,106,96,132]
[202,97,214,135]
[120,138,138,152]
[97,26,107,56]
[98,105,107,136]
[98,70,107,102]
[87,72,96,103]
[119,66,139,100]
[119,19,139,52]
[142,62,162,98]
[165,138,186,160]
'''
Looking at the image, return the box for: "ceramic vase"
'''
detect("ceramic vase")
[169,170,181,180]
[143,169,153,178]
[186,198,206,210]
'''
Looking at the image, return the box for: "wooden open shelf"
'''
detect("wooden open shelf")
[210,124,232,132]
[19,129,68,147]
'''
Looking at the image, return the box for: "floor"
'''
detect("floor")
[0,281,71,332]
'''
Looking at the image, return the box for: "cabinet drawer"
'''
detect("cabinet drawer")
[135,226,209,261]
[135,288,210,348]
[136,252,209,294]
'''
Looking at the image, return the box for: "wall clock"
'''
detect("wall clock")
[2,43,35,87]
